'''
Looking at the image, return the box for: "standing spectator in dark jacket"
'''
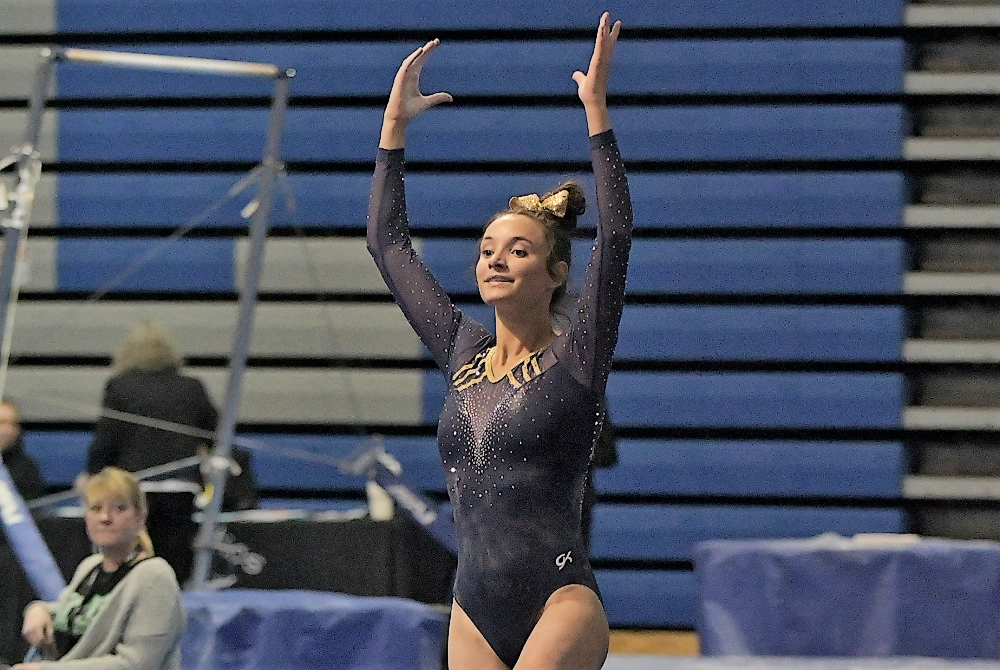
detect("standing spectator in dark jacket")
[0,399,44,501]
[81,320,218,586]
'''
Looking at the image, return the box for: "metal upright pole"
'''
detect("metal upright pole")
[189,71,293,589]
[0,51,54,400]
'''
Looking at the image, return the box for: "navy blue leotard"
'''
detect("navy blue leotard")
[367,130,632,668]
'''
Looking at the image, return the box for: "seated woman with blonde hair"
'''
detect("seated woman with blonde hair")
[13,467,184,670]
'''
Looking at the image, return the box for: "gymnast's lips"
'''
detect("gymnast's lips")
[484,275,514,283]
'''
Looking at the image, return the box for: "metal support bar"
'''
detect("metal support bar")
[0,226,25,397]
[27,455,206,510]
[0,46,293,593]
[189,73,292,590]
[0,52,53,400]
[53,47,288,78]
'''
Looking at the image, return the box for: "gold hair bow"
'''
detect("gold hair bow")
[509,190,569,218]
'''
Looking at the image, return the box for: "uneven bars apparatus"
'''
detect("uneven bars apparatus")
[0,47,294,591]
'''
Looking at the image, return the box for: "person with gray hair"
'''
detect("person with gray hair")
[81,321,217,586]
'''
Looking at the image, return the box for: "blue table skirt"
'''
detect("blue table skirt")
[602,656,1000,670]
[694,535,1000,659]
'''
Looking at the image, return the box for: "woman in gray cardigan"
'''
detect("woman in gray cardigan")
[14,467,184,670]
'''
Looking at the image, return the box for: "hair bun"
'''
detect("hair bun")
[546,181,585,230]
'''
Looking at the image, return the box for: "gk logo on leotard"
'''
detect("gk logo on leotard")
[555,551,572,570]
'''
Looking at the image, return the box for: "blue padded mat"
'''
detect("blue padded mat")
[180,589,445,670]
[602,658,1000,670]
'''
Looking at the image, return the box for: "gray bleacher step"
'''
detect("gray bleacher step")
[904,406,1000,430]
[906,72,1000,94]
[904,137,1000,160]
[3,366,425,425]
[904,271,1000,294]
[0,1,54,35]
[904,339,1000,362]
[905,205,1000,228]
[904,474,1000,500]
[7,300,418,358]
[906,4,1000,27]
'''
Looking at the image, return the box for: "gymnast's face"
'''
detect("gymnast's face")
[477,214,564,311]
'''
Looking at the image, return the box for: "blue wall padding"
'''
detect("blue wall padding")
[57,105,903,163]
[55,171,905,230]
[597,439,904,497]
[590,504,904,561]
[57,0,904,32]
[56,239,234,291]
[55,39,904,98]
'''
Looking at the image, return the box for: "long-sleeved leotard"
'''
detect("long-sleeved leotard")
[367,130,632,668]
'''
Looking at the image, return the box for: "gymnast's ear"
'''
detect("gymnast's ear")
[549,259,569,288]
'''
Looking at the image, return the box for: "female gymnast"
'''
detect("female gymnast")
[367,12,632,669]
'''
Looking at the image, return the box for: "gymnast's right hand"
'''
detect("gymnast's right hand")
[380,39,453,149]
[21,604,54,648]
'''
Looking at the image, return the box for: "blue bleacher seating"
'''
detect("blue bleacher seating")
[423,371,903,428]
[243,434,446,493]
[590,504,904,562]
[25,432,904,500]
[22,431,89,487]
[439,304,903,361]
[12,0,911,634]
[596,569,697,629]
[57,239,234,292]
[639,172,904,228]
[49,237,903,295]
[422,239,904,295]
[56,0,905,32]
[608,372,903,429]
[622,239,904,295]
[616,306,904,361]
[57,105,903,163]
[53,171,905,230]
[596,439,904,498]
[54,39,904,98]
[23,430,447,493]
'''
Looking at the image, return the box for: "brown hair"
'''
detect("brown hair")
[84,466,155,556]
[489,180,586,311]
